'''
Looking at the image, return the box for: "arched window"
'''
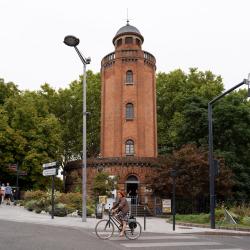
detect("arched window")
[125,140,134,155]
[117,38,122,47]
[125,37,133,44]
[126,70,133,83]
[126,103,134,120]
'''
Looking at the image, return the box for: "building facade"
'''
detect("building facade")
[65,23,159,210]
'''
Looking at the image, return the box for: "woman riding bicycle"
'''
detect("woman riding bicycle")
[112,190,129,237]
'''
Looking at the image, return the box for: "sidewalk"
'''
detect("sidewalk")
[0,204,250,236]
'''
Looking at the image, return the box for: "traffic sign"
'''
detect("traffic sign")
[42,162,57,169]
[43,168,57,176]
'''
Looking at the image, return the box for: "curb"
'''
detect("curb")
[176,222,250,236]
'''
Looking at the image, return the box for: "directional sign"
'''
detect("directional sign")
[43,168,57,176]
[42,162,57,169]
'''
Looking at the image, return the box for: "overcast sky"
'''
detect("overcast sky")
[0,0,249,91]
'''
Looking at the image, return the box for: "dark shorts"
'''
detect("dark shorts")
[117,211,129,222]
[5,194,11,199]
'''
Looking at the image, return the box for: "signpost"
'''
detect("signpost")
[162,199,172,213]
[42,161,58,219]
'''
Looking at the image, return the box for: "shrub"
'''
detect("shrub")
[25,200,37,211]
[24,190,47,201]
[230,205,250,218]
[48,203,67,217]
[78,205,95,217]
[58,192,82,210]
[215,209,225,221]
[35,208,42,214]
[242,216,250,226]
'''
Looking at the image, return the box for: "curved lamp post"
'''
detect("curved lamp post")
[64,35,91,222]
[208,74,250,229]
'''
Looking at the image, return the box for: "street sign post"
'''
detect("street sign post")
[42,168,58,176]
[42,162,57,169]
[42,161,59,219]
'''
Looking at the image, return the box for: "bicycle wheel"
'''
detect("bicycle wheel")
[125,221,142,240]
[95,219,114,240]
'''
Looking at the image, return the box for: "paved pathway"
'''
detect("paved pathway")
[0,204,250,236]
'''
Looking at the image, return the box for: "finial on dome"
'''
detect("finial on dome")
[126,8,130,25]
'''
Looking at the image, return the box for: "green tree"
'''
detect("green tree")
[93,172,117,199]
[157,68,223,153]
[1,87,62,189]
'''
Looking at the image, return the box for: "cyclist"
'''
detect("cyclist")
[112,190,129,237]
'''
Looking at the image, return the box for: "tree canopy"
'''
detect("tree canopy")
[1,68,250,199]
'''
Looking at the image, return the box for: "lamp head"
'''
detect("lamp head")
[64,35,80,47]
[86,57,91,64]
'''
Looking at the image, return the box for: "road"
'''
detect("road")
[0,220,249,250]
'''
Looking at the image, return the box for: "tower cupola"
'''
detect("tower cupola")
[113,23,144,49]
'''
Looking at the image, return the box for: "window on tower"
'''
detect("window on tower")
[125,37,133,44]
[126,70,133,84]
[125,140,134,155]
[136,38,141,46]
[117,38,122,47]
[126,103,134,120]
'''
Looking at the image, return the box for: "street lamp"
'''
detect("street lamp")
[208,74,250,229]
[64,35,91,222]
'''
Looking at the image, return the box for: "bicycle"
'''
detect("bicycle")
[95,209,142,240]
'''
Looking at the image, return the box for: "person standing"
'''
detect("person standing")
[1,183,5,204]
[5,183,12,205]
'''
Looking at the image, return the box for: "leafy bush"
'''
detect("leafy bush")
[215,209,225,221]
[242,216,250,226]
[58,192,82,210]
[47,203,67,217]
[24,190,47,201]
[25,200,37,211]
[52,203,67,217]
[35,208,42,214]
[230,205,250,218]
[78,205,95,217]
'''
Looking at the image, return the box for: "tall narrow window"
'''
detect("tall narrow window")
[117,38,122,47]
[126,70,133,83]
[126,103,134,120]
[125,140,134,155]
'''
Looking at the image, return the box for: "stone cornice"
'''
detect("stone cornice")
[65,157,161,170]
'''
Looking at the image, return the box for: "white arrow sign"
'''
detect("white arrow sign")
[43,168,57,176]
[42,162,57,169]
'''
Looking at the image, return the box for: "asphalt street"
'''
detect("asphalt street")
[0,220,249,250]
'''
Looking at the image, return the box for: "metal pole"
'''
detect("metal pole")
[208,104,215,229]
[82,63,87,222]
[52,175,55,219]
[173,176,176,231]
[16,162,19,200]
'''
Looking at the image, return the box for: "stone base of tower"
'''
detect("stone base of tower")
[65,157,160,214]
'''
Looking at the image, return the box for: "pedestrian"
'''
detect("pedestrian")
[5,183,12,205]
[1,183,5,204]
[112,190,129,237]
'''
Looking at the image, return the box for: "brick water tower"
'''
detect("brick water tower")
[65,23,159,210]
[101,22,157,158]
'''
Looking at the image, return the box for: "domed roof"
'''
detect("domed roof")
[116,24,141,36]
[113,23,144,44]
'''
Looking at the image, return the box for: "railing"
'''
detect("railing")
[143,51,156,65]
[101,50,156,67]
[101,52,115,67]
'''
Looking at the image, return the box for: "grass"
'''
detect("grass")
[174,213,250,229]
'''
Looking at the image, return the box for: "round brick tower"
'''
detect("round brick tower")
[65,23,159,212]
[101,23,157,158]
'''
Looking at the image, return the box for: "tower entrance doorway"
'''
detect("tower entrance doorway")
[126,175,139,201]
